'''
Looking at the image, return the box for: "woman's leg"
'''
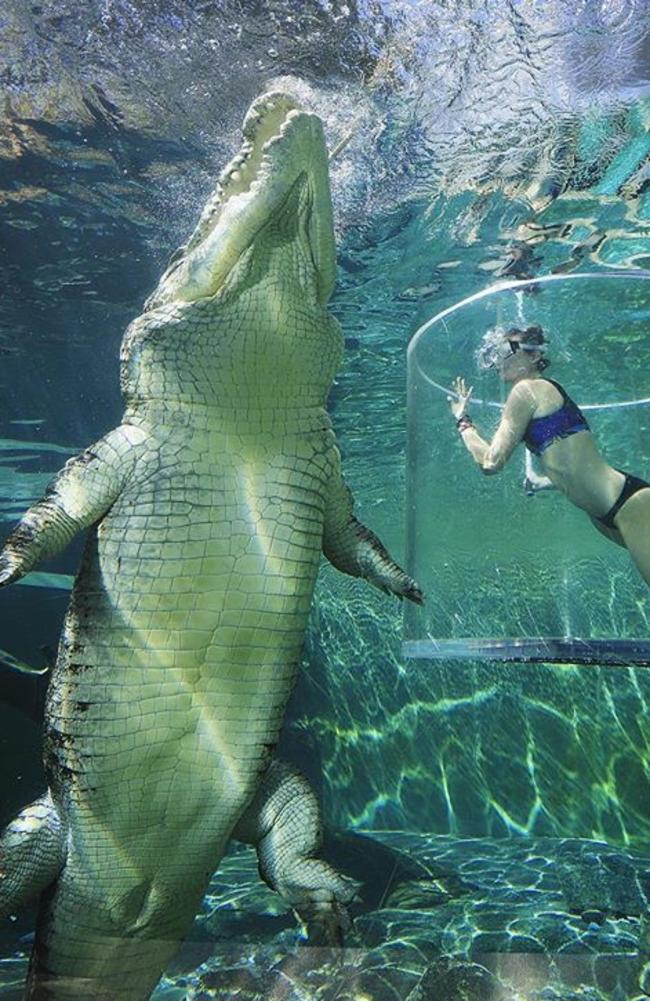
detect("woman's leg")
[613,487,650,585]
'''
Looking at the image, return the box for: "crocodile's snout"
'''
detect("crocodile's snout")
[218,94,303,204]
[145,91,334,309]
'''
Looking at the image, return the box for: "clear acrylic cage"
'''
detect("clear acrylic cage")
[404,272,650,665]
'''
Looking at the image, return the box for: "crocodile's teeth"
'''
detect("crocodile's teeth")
[212,95,306,208]
[242,114,262,141]
[242,92,299,142]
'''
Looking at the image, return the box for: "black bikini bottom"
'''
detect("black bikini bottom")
[598,470,649,530]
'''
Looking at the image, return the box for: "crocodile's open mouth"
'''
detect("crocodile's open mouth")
[146,91,336,309]
[191,93,306,244]
[218,93,302,202]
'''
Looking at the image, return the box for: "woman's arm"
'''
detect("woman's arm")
[453,379,537,475]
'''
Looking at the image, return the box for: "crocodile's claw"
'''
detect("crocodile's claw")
[401,578,425,605]
[297,899,352,947]
[372,567,424,605]
[0,549,23,588]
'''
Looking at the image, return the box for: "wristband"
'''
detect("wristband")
[456,415,473,432]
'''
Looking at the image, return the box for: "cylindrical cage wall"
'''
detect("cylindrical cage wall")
[404,271,650,665]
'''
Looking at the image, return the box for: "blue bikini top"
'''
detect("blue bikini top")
[523,379,590,456]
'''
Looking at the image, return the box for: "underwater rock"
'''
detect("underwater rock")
[192,944,423,1001]
[196,964,264,996]
[531,988,616,1001]
[557,844,650,917]
[580,910,605,926]
[405,957,508,1001]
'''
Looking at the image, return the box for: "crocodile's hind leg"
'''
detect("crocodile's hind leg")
[0,793,66,917]
[234,760,359,946]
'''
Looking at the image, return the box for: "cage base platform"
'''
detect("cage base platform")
[402,637,650,666]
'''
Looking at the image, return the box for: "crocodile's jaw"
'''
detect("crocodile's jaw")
[148,92,336,309]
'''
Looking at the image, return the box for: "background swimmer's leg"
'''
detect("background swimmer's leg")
[589,516,626,549]
[612,488,650,585]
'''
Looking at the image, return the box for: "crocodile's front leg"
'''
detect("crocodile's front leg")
[322,445,424,604]
[0,425,146,587]
[234,760,359,945]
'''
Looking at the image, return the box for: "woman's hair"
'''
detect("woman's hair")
[505,324,550,370]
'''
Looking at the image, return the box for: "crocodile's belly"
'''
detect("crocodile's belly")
[44,428,332,856]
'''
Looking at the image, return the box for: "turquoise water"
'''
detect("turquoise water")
[1,2,650,998]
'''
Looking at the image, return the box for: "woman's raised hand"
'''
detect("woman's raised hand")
[448,376,473,420]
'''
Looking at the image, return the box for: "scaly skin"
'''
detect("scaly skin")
[0,92,422,1000]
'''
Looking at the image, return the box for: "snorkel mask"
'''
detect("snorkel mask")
[475,326,548,371]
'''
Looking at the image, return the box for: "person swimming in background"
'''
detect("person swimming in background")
[449,324,650,586]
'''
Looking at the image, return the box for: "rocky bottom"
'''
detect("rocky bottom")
[2,832,650,1000]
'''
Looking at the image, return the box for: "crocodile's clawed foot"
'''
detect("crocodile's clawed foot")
[0,550,22,588]
[374,570,424,605]
[296,899,352,947]
[400,577,425,605]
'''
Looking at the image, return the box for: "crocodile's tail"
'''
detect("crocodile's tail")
[0,793,66,918]
[25,912,198,1001]
[12,815,215,1001]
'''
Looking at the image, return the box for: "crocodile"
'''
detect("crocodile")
[0,91,422,1000]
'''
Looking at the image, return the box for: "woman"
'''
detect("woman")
[449,324,650,585]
